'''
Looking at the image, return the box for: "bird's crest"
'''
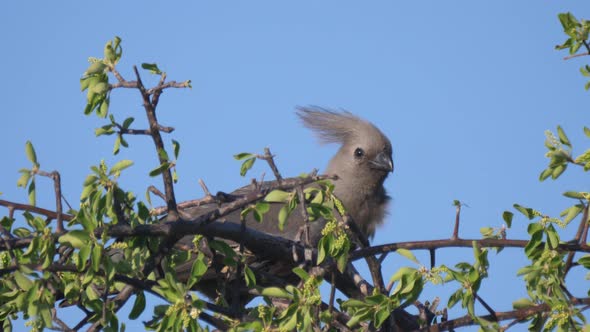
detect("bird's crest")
[296,106,387,146]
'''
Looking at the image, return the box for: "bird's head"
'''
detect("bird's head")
[296,106,393,189]
[297,106,394,239]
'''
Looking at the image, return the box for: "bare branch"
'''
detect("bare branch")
[133,65,179,221]
[350,238,590,261]
[0,199,73,222]
[452,201,462,240]
[423,298,590,331]
[257,147,283,182]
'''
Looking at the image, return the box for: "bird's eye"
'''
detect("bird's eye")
[354,148,364,158]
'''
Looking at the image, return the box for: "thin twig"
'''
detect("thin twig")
[133,65,179,221]
[329,272,336,314]
[423,298,590,331]
[350,238,590,262]
[0,199,72,222]
[452,202,461,240]
[429,248,436,269]
[117,125,174,135]
[296,186,311,246]
[565,203,589,275]
[147,80,191,95]
[51,308,73,332]
[475,294,497,321]
[563,52,590,60]
[51,171,64,232]
[258,147,283,182]
[199,179,212,197]
[148,186,166,202]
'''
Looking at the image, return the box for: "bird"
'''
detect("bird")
[175,106,394,303]
[297,107,393,240]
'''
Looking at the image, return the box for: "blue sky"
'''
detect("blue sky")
[1,2,590,331]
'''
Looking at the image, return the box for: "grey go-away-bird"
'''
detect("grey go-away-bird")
[298,107,393,240]
[175,106,394,302]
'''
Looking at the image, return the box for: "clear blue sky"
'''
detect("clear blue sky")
[1,2,589,331]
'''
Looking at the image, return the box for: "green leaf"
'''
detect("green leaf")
[58,230,91,249]
[113,136,121,155]
[480,227,494,238]
[129,292,146,319]
[28,178,36,206]
[91,82,109,95]
[86,285,99,301]
[172,169,178,183]
[149,162,170,177]
[551,164,567,179]
[545,224,560,249]
[278,205,290,231]
[17,171,31,188]
[292,267,310,281]
[525,229,543,258]
[255,201,270,214]
[281,310,298,330]
[395,248,419,264]
[562,204,583,224]
[98,97,109,118]
[578,255,590,268]
[158,148,169,161]
[172,140,180,159]
[244,265,256,287]
[539,168,552,182]
[141,63,162,75]
[261,287,293,299]
[514,204,535,220]
[239,157,256,176]
[91,245,102,273]
[342,298,368,308]
[374,308,391,328]
[447,288,463,308]
[563,191,585,199]
[25,141,38,166]
[95,124,115,136]
[389,267,417,283]
[556,126,571,147]
[109,160,134,175]
[78,244,91,271]
[122,117,134,129]
[502,211,513,228]
[317,237,327,265]
[584,126,590,138]
[85,62,107,76]
[188,254,208,288]
[14,270,33,290]
[513,298,535,309]
[264,190,291,203]
[336,251,348,273]
[104,43,116,64]
[234,152,254,160]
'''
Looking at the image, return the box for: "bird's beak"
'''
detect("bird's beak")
[370,152,394,173]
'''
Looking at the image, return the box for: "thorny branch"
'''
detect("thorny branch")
[422,297,590,331]
[349,238,590,261]
[565,202,589,275]
[131,65,179,221]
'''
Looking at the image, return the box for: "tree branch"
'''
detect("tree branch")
[424,298,590,331]
[350,238,590,261]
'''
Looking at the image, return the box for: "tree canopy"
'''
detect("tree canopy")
[1,11,590,332]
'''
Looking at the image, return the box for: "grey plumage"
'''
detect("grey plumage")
[296,107,393,238]
[182,106,393,242]
[177,106,393,302]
